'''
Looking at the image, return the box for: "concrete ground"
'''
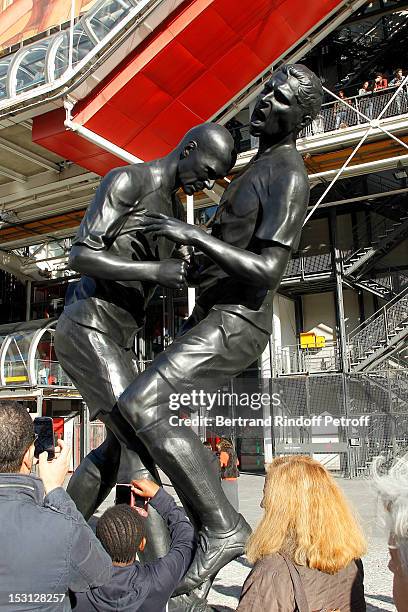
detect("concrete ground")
[92,473,395,611]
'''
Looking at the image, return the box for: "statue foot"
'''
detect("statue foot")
[168,590,214,612]
[173,514,251,595]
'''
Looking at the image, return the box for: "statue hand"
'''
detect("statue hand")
[156,258,188,289]
[136,211,199,245]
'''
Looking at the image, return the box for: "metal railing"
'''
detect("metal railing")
[229,86,408,154]
[348,286,408,366]
[273,341,340,375]
[368,367,408,409]
[371,269,408,294]
[303,87,408,136]
[283,250,333,279]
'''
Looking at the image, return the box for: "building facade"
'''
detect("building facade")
[0,0,406,474]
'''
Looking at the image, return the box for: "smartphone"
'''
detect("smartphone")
[115,484,147,510]
[33,417,55,460]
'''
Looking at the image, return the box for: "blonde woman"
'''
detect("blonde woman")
[237,455,367,611]
[372,454,408,611]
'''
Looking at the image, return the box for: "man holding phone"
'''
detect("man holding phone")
[71,480,198,612]
[0,401,112,611]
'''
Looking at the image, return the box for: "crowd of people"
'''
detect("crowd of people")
[332,68,407,130]
[1,401,408,611]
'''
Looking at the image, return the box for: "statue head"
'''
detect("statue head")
[250,64,323,139]
[176,123,236,195]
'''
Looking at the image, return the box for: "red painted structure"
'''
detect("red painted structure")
[33,0,344,175]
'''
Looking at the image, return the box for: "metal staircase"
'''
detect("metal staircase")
[342,203,408,279]
[348,286,408,372]
[354,269,408,301]
[366,367,408,410]
[333,10,408,90]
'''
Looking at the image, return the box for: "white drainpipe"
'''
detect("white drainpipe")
[64,100,143,164]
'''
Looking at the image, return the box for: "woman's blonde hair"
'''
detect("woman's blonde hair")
[246,455,367,573]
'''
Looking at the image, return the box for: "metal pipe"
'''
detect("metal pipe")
[309,152,408,182]
[68,0,75,74]
[64,100,143,163]
[304,125,373,225]
[25,280,31,321]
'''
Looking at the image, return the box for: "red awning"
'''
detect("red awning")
[33,0,343,175]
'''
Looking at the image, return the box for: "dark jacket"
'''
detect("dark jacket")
[237,552,365,612]
[71,487,196,612]
[0,473,112,611]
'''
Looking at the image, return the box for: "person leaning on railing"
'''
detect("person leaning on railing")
[389,68,407,114]
[358,80,373,120]
[334,90,352,129]
[373,72,388,92]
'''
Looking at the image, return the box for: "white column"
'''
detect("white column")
[25,280,31,321]
[186,194,196,316]
[272,295,282,353]
[248,99,259,151]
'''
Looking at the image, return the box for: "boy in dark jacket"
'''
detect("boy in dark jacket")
[70,479,196,612]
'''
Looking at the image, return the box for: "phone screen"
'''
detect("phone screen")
[115,484,148,510]
[33,417,55,460]
[115,484,132,505]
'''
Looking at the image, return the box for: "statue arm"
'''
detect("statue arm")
[69,169,186,287]
[187,232,291,289]
[133,218,291,289]
[137,180,306,289]
[69,245,170,282]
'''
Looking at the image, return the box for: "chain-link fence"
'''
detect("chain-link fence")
[197,371,408,477]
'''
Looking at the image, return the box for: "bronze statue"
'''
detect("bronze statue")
[54,123,237,567]
[118,64,324,594]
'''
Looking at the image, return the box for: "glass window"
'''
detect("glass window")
[49,32,69,80]
[0,57,12,100]
[15,42,51,95]
[194,205,218,226]
[87,0,133,41]
[35,328,73,388]
[71,23,95,67]
[3,331,35,386]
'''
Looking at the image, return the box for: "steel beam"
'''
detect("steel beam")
[0,169,98,206]
[0,136,60,173]
[0,165,27,183]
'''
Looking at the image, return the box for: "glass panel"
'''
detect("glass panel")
[71,23,96,67]
[35,329,73,387]
[0,57,12,100]
[51,33,69,80]
[15,42,51,95]
[4,331,36,386]
[87,0,133,41]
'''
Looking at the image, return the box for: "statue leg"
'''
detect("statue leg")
[119,308,268,591]
[66,428,120,519]
[55,313,170,560]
